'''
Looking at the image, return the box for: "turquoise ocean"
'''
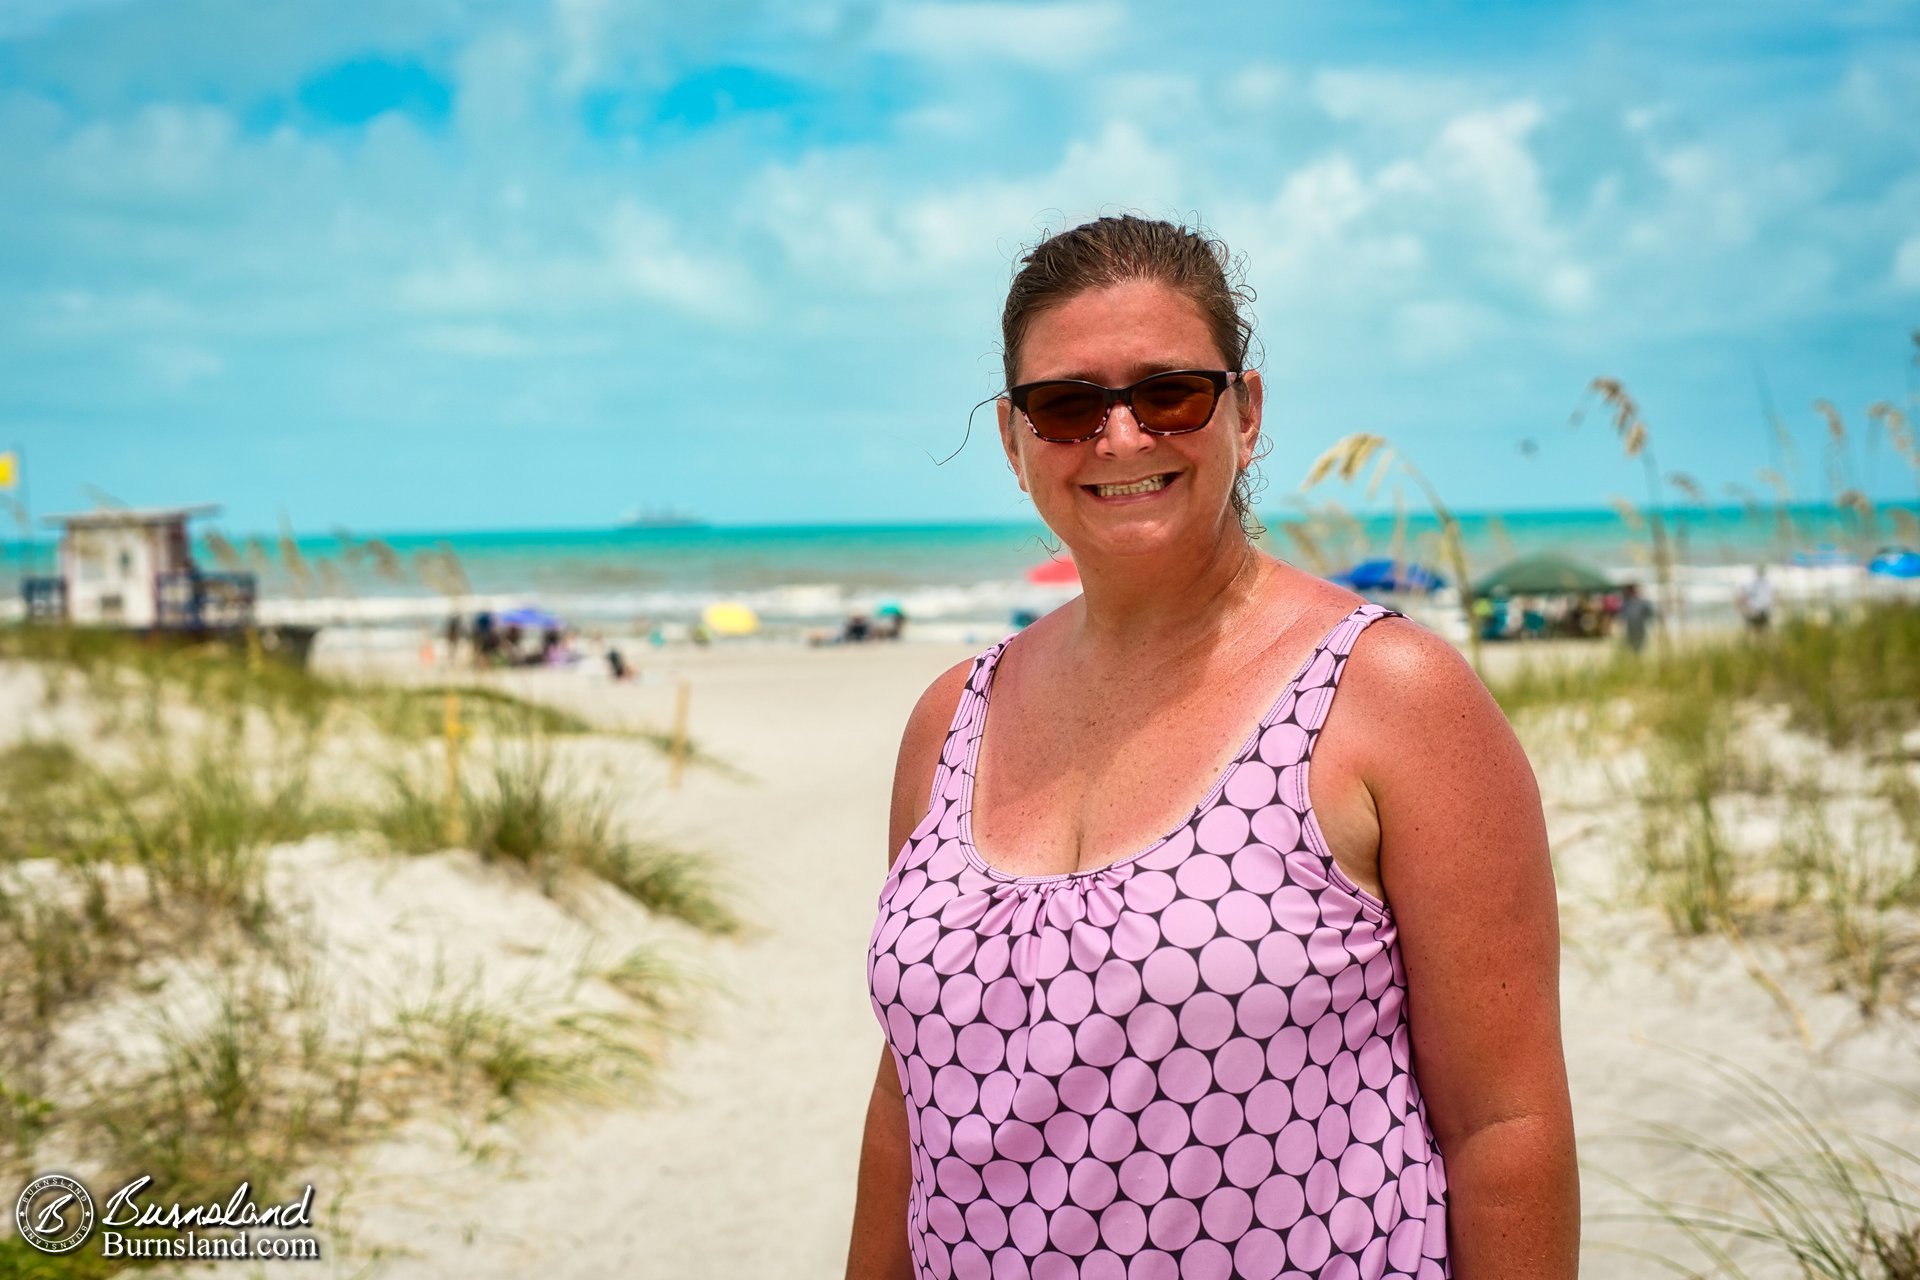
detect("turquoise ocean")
[3,501,1915,633]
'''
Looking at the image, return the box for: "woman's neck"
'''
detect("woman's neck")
[1067,532,1270,656]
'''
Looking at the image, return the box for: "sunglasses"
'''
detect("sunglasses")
[1005,370,1243,443]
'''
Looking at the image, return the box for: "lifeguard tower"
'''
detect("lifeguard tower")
[20,505,314,663]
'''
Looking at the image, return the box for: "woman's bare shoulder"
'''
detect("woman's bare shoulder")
[899,654,977,757]
[1342,610,1502,714]
[1336,613,1538,814]
[886,654,980,874]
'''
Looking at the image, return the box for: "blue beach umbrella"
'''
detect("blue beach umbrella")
[1332,558,1447,593]
[499,606,564,629]
[1867,548,1920,579]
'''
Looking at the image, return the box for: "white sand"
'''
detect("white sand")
[5,627,1917,1276]
[315,640,969,1278]
[332,637,1919,1277]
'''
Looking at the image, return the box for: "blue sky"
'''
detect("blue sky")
[1,0,1916,534]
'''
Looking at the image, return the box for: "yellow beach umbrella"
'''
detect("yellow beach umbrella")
[702,600,759,636]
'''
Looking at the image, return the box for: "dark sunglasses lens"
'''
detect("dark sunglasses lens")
[1024,383,1107,439]
[1133,374,1219,431]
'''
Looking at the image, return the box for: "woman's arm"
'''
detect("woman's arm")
[846,1042,915,1280]
[845,660,973,1280]
[1350,622,1579,1277]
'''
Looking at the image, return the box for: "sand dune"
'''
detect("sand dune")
[323,635,1918,1277]
[3,626,1914,1276]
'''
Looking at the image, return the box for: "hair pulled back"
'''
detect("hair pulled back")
[1000,215,1267,538]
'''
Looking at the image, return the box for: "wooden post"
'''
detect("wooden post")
[669,678,690,790]
[444,690,466,846]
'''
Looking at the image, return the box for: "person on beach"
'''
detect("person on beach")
[1737,564,1772,637]
[849,215,1577,1279]
[1618,582,1655,654]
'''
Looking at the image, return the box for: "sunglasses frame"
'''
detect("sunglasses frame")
[1004,369,1243,443]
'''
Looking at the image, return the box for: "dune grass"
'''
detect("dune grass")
[1494,602,1920,1015]
[372,736,744,935]
[389,960,668,1116]
[365,682,595,739]
[0,623,600,743]
[83,970,362,1209]
[1494,603,1920,750]
[0,625,742,1273]
[1590,1054,1920,1277]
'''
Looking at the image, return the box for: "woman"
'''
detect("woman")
[848,216,1576,1279]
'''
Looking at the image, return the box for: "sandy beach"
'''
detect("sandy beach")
[9,4,1917,1273]
[3,613,1917,1277]
[327,625,1917,1276]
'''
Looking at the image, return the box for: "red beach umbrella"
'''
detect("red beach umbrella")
[1025,557,1080,586]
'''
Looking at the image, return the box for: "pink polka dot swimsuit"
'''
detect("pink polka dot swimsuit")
[867,602,1451,1280]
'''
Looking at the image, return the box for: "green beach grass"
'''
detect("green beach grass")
[0,624,744,1274]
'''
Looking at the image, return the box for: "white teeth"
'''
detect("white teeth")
[1092,474,1171,497]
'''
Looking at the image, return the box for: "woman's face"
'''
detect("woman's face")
[998,278,1262,559]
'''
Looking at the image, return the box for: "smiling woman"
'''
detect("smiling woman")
[846,215,1578,1280]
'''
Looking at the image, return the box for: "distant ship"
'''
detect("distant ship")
[620,505,709,529]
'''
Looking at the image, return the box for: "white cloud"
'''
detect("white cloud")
[4,3,1917,525]
[1090,72,1204,126]
[139,341,223,389]
[413,324,539,358]
[551,0,610,92]
[24,288,196,337]
[1622,105,1664,133]
[603,200,758,324]
[1895,234,1920,290]
[1390,298,1496,365]
[411,323,616,358]
[396,253,518,314]
[60,103,236,193]
[1224,64,1290,114]
[1309,69,1482,134]
[1543,264,1593,310]
[454,29,543,135]
[749,119,1181,294]
[1434,102,1545,214]
[394,202,756,326]
[872,1,1124,66]
[1229,98,1593,322]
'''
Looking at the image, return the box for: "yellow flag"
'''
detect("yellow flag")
[0,451,15,490]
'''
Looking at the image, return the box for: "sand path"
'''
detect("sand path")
[335,641,971,1278]
[319,636,1920,1278]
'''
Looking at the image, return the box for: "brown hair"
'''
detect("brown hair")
[1000,215,1267,537]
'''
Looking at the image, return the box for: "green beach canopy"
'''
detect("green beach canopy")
[1471,552,1614,598]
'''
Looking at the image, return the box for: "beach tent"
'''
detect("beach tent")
[1868,548,1920,579]
[1026,557,1081,586]
[499,606,563,629]
[1333,559,1446,593]
[702,600,759,635]
[1471,552,1613,599]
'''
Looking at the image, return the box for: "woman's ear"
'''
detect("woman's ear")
[1236,370,1264,474]
[997,397,1029,494]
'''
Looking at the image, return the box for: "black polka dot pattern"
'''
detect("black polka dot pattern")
[869,602,1450,1279]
